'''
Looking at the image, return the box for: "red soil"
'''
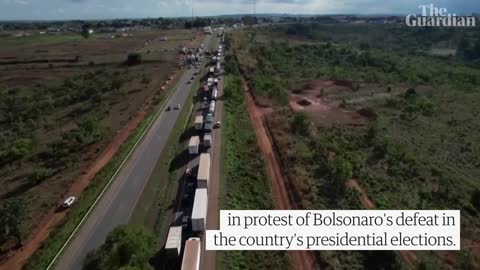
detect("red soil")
[346,179,376,209]
[244,81,318,270]
[289,80,367,128]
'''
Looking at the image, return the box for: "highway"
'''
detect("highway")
[54,34,212,270]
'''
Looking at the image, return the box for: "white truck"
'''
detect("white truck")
[181,238,201,270]
[209,100,216,115]
[188,136,200,155]
[194,115,203,130]
[191,188,208,232]
[165,226,182,258]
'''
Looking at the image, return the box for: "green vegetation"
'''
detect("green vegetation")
[126,53,142,66]
[83,225,155,270]
[23,75,178,270]
[0,197,25,246]
[218,56,291,269]
[230,26,480,106]
[231,24,480,269]
[0,70,129,245]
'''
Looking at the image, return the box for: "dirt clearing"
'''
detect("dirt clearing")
[289,80,368,128]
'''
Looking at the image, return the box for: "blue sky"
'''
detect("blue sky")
[1,0,479,20]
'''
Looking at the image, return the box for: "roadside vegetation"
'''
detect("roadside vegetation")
[230,24,480,269]
[0,29,197,264]
[23,91,171,270]
[218,55,291,270]
[83,225,155,270]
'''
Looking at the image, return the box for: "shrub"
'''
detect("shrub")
[126,53,142,66]
[28,167,52,185]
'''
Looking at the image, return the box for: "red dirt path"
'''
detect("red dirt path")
[243,81,318,270]
[0,69,181,270]
[346,179,418,266]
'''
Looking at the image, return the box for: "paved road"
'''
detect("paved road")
[55,34,212,270]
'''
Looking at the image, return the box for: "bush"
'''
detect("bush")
[126,53,142,66]
[28,167,52,185]
[83,225,155,270]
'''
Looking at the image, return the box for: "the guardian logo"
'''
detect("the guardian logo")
[406,4,476,27]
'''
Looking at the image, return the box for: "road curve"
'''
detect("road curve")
[54,34,212,270]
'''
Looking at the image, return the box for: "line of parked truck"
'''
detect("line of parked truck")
[163,42,224,270]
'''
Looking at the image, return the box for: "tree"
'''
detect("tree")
[290,112,310,136]
[29,167,52,185]
[472,189,480,211]
[0,197,25,245]
[126,53,142,66]
[83,225,155,270]
[330,156,352,197]
[10,138,33,167]
[81,24,91,38]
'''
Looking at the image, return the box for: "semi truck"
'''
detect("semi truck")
[197,153,210,189]
[191,188,208,232]
[164,226,182,258]
[188,136,200,155]
[204,133,212,148]
[181,238,201,270]
[194,115,203,130]
[208,100,216,115]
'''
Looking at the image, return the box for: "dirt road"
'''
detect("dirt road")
[243,81,318,270]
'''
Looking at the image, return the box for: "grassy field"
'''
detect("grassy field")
[229,24,480,269]
[216,58,291,269]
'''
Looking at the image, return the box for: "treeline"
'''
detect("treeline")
[239,40,480,106]
[276,23,480,61]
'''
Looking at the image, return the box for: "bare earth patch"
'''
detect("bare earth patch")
[289,80,368,127]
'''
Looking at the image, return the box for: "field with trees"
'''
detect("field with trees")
[229,23,480,269]
[0,29,199,260]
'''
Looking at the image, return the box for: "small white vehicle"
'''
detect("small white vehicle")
[214,121,221,128]
[175,104,181,110]
[62,196,76,208]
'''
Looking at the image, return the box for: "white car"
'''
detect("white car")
[62,196,76,208]
[214,121,221,128]
[175,104,181,110]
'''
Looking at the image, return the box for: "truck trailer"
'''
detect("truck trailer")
[188,136,200,155]
[197,153,210,189]
[191,188,208,232]
[164,226,182,258]
[209,100,216,115]
[204,133,212,148]
[212,88,218,100]
[181,238,201,270]
[194,115,203,130]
